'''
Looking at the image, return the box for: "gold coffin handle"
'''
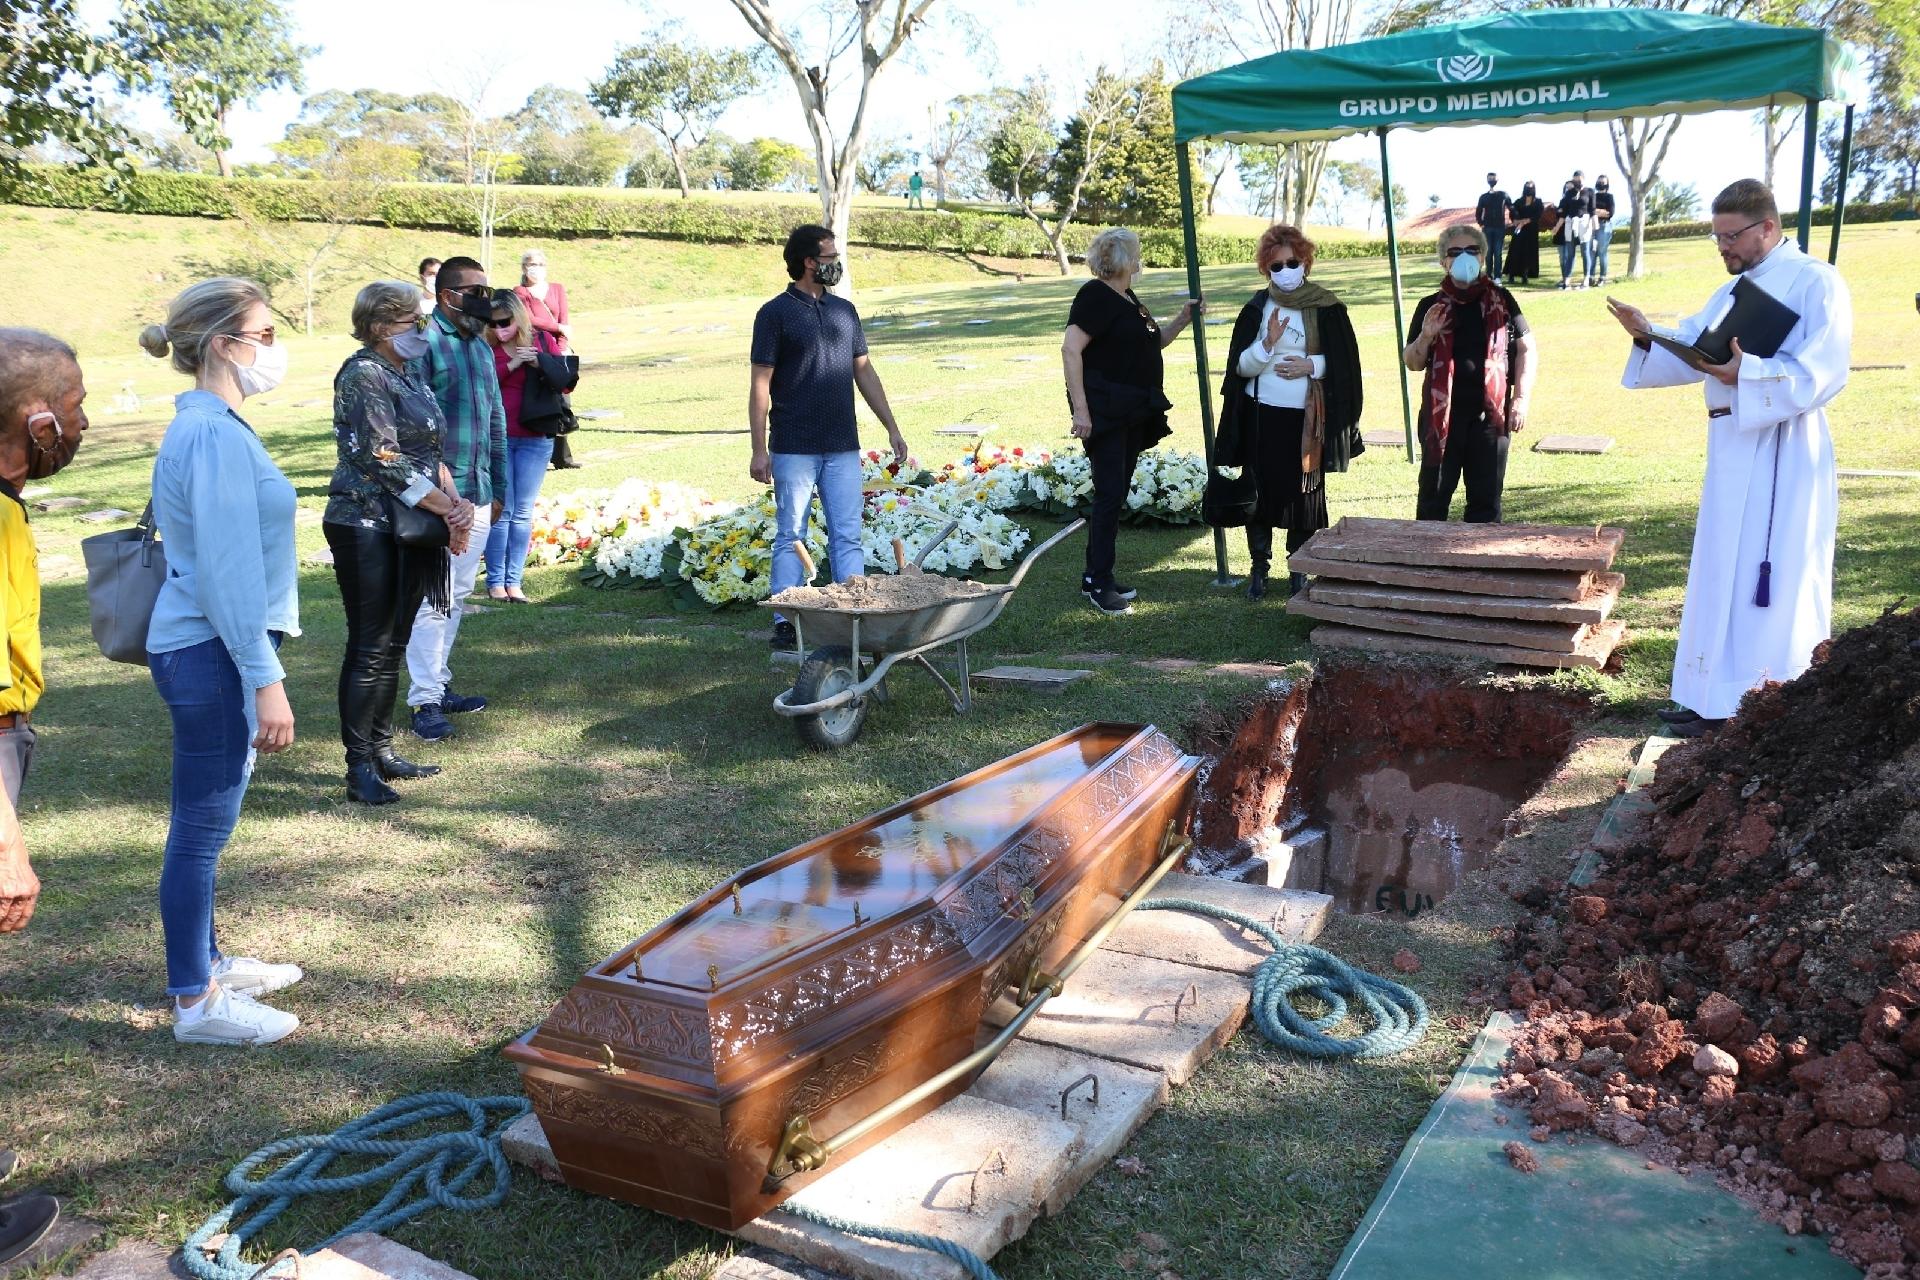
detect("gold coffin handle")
[768,827,1193,1184]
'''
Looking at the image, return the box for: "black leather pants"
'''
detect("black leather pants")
[324,522,427,767]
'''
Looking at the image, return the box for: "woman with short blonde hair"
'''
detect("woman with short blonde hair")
[324,280,473,806]
[1061,229,1202,614]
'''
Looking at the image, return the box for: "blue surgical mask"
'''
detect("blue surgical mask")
[1449,252,1482,286]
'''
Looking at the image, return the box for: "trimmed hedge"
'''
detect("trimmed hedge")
[1,165,1905,268]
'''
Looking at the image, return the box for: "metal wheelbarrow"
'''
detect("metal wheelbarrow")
[765,518,1086,749]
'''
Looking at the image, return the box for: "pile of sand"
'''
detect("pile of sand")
[1494,606,1920,1275]
[771,573,996,612]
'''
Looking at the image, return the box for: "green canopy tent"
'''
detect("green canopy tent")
[1169,8,1850,583]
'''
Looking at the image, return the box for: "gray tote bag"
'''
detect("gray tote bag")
[80,502,167,665]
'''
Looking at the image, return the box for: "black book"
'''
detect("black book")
[1647,276,1800,369]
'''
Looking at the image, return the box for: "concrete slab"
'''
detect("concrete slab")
[933,424,993,436]
[1210,662,1291,681]
[9,1215,107,1277]
[1137,657,1201,673]
[575,409,623,421]
[79,509,135,523]
[1107,871,1331,975]
[324,1232,482,1279]
[1057,652,1120,665]
[1837,467,1920,479]
[714,1250,850,1280]
[500,1111,562,1182]
[1361,429,1406,449]
[305,549,335,567]
[738,1093,1081,1280]
[968,1040,1167,1215]
[984,949,1250,1086]
[1530,433,1615,455]
[66,1239,185,1279]
[972,666,1092,691]
[33,496,86,512]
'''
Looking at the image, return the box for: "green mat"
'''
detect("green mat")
[1327,1013,1860,1280]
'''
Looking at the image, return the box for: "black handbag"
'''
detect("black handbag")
[385,492,450,548]
[521,345,581,437]
[1202,466,1259,528]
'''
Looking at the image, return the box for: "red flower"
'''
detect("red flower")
[1012,447,1025,457]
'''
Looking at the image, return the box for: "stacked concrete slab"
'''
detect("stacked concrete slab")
[1286,516,1628,670]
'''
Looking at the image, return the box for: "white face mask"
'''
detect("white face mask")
[389,327,431,360]
[226,336,289,397]
[1270,265,1306,291]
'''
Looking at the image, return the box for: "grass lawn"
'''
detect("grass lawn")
[3,204,1917,1280]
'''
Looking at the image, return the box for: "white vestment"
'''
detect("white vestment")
[1621,239,1851,719]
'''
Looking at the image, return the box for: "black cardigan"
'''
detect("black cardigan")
[1213,290,1364,471]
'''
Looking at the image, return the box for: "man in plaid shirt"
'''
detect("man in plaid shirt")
[404,254,507,742]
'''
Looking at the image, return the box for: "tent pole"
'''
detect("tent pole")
[1378,127,1414,462]
[1796,98,1820,252]
[1829,104,1855,265]
[1176,140,1234,586]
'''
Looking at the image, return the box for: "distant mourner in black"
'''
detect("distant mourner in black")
[1474,172,1511,283]
[1061,227,1201,616]
[1403,224,1538,525]
[1215,224,1363,601]
[1507,181,1544,285]
[324,281,473,807]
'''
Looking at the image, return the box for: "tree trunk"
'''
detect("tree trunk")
[933,160,948,207]
[215,106,233,179]
[1762,106,1801,191]
[1611,114,1682,279]
[670,144,691,199]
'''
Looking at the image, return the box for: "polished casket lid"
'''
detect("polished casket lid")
[519,722,1185,1096]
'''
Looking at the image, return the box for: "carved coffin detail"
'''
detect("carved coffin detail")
[523,1075,726,1159]
[506,723,1198,1232]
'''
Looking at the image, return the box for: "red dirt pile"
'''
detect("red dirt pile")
[1495,605,1920,1275]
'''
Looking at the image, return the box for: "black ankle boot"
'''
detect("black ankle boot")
[1287,572,1309,597]
[1247,568,1268,600]
[346,761,400,805]
[375,749,441,781]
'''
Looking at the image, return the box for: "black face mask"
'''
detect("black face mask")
[23,411,80,479]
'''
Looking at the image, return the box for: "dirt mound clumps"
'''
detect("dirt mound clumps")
[1495,605,1920,1274]
[772,574,995,611]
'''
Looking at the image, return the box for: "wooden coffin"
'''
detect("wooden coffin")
[505,723,1199,1230]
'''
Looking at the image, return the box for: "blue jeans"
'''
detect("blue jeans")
[770,451,864,617]
[1592,230,1612,280]
[1558,238,1578,281]
[1483,229,1505,281]
[484,435,555,590]
[151,635,274,997]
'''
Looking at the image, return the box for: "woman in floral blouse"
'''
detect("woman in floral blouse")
[324,281,475,806]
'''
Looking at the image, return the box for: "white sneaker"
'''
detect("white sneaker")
[211,955,304,997]
[173,985,300,1046]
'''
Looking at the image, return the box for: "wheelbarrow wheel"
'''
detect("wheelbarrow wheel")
[791,645,869,750]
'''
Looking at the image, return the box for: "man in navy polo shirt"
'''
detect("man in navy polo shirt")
[750,224,909,650]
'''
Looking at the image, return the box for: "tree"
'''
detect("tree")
[513,86,628,187]
[924,93,995,205]
[275,89,466,183]
[1821,51,1920,202]
[443,70,525,279]
[1322,156,1400,230]
[111,0,312,179]
[731,136,814,191]
[724,0,943,296]
[590,29,761,199]
[855,133,914,194]
[1050,68,1182,228]
[622,131,681,189]
[1642,179,1702,225]
[1,0,218,185]
[986,70,1155,274]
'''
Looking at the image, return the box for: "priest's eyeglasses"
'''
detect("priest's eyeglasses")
[1706,220,1763,247]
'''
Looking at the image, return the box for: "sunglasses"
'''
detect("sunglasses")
[231,326,277,346]
[447,283,492,299]
[1271,259,1304,271]
[1443,246,1480,259]
[490,317,514,329]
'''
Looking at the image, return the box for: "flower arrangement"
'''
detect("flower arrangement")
[862,482,1030,574]
[1122,450,1209,525]
[660,493,829,607]
[534,479,718,572]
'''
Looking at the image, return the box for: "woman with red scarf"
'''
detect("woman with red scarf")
[1403,224,1537,523]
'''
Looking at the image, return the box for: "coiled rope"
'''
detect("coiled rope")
[1139,898,1429,1058]
[180,1092,529,1280]
[784,1202,1002,1280]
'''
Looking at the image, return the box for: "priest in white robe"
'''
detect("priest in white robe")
[1606,179,1851,735]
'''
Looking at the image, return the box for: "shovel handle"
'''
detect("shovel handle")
[892,538,908,572]
[794,541,817,581]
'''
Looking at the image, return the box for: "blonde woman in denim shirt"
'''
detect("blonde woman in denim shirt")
[139,278,304,1047]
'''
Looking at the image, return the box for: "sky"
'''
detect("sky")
[87,0,1844,226]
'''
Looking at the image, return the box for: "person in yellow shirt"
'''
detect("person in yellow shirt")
[0,329,86,1264]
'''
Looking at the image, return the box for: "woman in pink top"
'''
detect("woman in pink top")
[482,291,558,602]
[515,249,579,469]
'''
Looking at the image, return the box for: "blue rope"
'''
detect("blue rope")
[180,1092,529,1280]
[784,1202,1002,1280]
[1139,898,1429,1059]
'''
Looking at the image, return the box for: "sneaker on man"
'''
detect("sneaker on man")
[0,1193,59,1266]
[1111,580,1138,601]
[211,955,303,998]
[172,985,299,1046]
[440,690,488,714]
[410,705,457,741]
[1082,584,1133,616]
